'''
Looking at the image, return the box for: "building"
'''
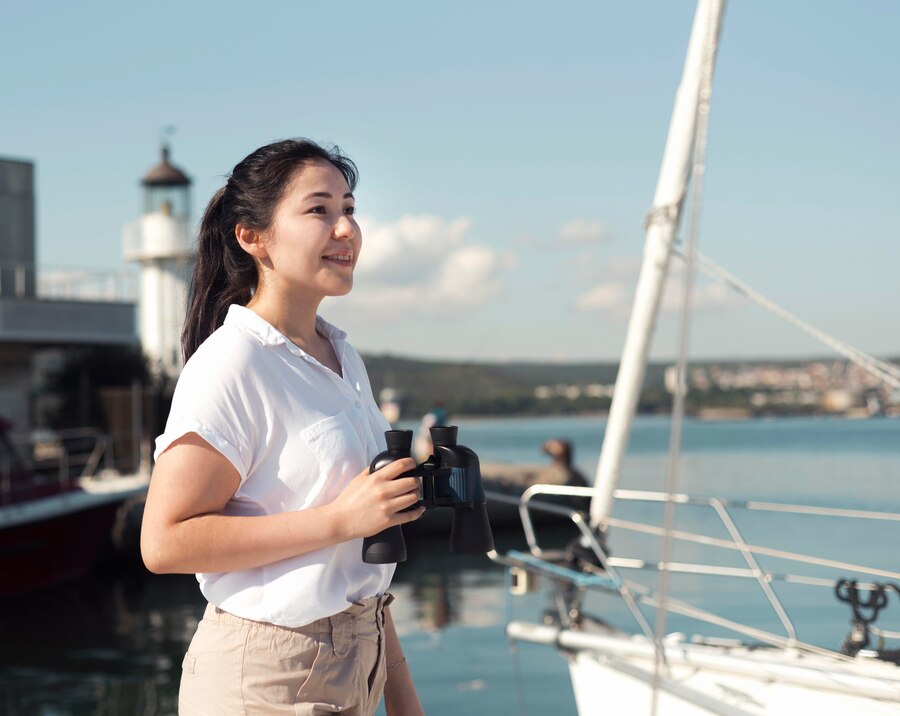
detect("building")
[0,157,136,432]
[122,144,194,380]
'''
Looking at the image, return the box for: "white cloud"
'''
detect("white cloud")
[355,215,472,282]
[345,214,506,316]
[557,219,609,246]
[662,276,736,312]
[575,256,738,315]
[517,219,609,251]
[576,283,625,311]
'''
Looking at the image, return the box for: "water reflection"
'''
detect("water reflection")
[0,568,204,716]
[392,524,575,632]
[0,525,565,716]
[3,501,890,714]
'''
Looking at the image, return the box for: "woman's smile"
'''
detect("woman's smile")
[322,251,354,267]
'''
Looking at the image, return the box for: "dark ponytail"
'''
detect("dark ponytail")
[182,138,358,361]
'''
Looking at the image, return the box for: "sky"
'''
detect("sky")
[2,1,898,363]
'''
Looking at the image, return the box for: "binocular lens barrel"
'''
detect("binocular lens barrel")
[450,503,495,554]
[361,430,413,564]
[361,426,494,564]
[429,425,458,446]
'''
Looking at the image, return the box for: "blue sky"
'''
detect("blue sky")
[2,1,898,362]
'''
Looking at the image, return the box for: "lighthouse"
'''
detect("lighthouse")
[122,143,194,379]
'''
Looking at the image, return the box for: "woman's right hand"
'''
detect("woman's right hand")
[143,437,426,574]
[329,458,425,541]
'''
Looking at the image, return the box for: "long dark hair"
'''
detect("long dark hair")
[182,138,358,361]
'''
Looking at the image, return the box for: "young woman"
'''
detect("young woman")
[140,139,426,716]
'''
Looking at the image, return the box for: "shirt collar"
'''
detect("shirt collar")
[224,305,348,360]
[225,304,286,346]
[314,314,348,365]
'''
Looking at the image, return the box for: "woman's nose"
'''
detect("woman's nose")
[333,215,357,240]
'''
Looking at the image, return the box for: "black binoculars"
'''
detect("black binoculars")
[362,426,494,564]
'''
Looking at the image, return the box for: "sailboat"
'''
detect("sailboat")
[491,1,900,712]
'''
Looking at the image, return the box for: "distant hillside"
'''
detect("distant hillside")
[360,353,897,420]
[361,354,668,419]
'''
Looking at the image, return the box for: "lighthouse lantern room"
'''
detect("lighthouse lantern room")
[122,143,194,379]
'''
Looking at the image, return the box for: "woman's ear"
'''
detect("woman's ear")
[235,224,267,259]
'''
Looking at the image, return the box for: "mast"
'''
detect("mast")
[589,0,726,529]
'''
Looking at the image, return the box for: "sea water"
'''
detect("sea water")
[1,415,898,715]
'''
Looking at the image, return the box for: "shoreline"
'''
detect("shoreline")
[399,409,897,424]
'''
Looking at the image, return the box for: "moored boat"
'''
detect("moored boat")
[0,418,149,597]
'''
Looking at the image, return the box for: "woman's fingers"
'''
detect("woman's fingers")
[382,476,421,497]
[333,458,427,539]
[389,486,422,510]
[370,458,418,480]
[374,473,423,521]
[394,505,427,525]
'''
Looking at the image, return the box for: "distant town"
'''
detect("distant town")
[364,355,900,421]
[675,360,895,418]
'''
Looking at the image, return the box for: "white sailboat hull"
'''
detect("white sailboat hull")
[509,621,900,714]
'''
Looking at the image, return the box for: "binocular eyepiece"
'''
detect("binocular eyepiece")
[362,426,495,564]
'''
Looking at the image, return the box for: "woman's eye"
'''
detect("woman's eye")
[309,206,327,214]
[343,206,356,216]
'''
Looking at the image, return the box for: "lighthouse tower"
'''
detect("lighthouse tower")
[122,144,194,379]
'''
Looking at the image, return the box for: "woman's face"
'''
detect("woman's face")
[259,159,361,303]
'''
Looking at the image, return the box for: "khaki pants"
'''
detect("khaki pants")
[179,594,394,715]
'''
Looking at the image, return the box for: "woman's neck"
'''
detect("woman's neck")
[247,291,317,340]
[246,294,342,375]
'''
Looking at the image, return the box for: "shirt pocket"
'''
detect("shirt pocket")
[300,411,368,505]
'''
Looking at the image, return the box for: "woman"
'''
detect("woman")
[140,139,426,715]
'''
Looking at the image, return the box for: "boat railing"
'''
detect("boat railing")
[491,483,900,662]
[1,427,116,501]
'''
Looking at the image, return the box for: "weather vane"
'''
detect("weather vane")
[160,125,177,152]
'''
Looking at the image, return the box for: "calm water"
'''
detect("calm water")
[2,415,899,715]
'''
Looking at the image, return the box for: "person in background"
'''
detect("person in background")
[140,139,426,716]
[414,400,448,461]
[542,438,591,513]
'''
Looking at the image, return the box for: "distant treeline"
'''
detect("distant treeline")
[361,354,895,420]
[39,348,895,435]
[362,354,670,419]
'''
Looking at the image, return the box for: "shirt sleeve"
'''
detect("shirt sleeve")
[153,349,256,486]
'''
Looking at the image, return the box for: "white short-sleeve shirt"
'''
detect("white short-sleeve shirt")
[154,305,395,627]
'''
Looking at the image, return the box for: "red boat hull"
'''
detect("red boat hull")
[0,499,123,596]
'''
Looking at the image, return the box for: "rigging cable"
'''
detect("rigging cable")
[650,4,723,715]
[671,247,900,390]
